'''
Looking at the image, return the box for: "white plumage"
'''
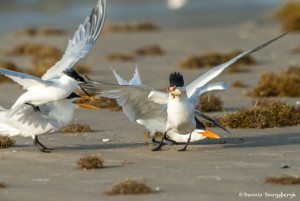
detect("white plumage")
[0,0,106,117]
[82,33,287,151]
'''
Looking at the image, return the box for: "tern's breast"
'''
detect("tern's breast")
[167,98,195,134]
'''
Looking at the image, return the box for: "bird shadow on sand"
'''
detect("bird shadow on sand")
[214,132,300,149]
[55,142,146,151]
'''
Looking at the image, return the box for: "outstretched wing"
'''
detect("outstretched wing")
[42,0,106,80]
[188,82,228,106]
[0,67,52,90]
[186,33,288,98]
[84,81,166,122]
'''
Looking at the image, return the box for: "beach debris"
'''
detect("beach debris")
[247,66,300,97]
[196,94,223,112]
[73,97,122,111]
[106,44,164,62]
[8,43,62,59]
[144,131,164,139]
[177,50,256,71]
[273,2,300,32]
[104,21,158,33]
[0,181,6,188]
[5,43,91,77]
[102,139,110,143]
[103,178,153,195]
[134,44,164,56]
[16,27,66,37]
[281,165,290,169]
[106,52,135,61]
[205,101,300,129]
[230,80,247,88]
[264,175,300,185]
[0,136,16,148]
[76,154,104,170]
[60,123,92,133]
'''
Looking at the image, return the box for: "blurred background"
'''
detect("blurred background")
[0,0,282,33]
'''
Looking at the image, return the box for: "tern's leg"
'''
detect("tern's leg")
[151,137,160,144]
[25,103,41,112]
[33,136,53,153]
[178,132,192,152]
[152,131,168,151]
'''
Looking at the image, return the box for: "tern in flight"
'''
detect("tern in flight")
[0,0,106,117]
[82,33,287,151]
[0,94,99,152]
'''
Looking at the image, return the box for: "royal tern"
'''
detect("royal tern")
[0,0,106,117]
[0,94,98,152]
[82,33,287,151]
[111,67,223,144]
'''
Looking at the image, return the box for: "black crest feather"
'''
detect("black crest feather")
[64,69,85,83]
[169,72,184,87]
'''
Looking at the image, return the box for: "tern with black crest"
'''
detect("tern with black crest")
[82,33,287,151]
[0,0,106,117]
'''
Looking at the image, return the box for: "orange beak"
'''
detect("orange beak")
[198,130,220,139]
[72,96,101,110]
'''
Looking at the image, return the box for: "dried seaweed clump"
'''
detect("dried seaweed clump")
[0,61,22,83]
[273,2,300,32]
[144,131,164,139]
[105,21,158,33]
[73,97,122,111]
[230,80,247,88]
[103,178,153,195]
[196,94,223,112]
[106,44,164,62]
[60,123,92,133]
[0,136,16,148]
[9,43,62,59]
[76,154,104,170]
[16,27,66,37]
[217,101,300,129]
[106,52,135,61]
[178,50,256,71]
[134,44,164,56]
[264,175,300,185]
[0,181,6,188]
[7,43,91,77]
[247,66,300,97]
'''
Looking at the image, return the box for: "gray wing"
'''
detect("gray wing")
[41,0,106,80]
[84,81,167,123]
[0,67,52,90]
[186,33,288,98]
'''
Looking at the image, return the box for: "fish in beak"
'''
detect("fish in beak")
[198,129,220,139]
[169,86,185,98]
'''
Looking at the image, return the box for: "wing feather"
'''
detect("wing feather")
[0,67,51,89]
[186,33,288,98]
[41,0,106,80]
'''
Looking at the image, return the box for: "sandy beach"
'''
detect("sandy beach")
[1,1,300,201]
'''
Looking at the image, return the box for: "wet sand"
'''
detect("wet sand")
[0,11,300,201]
